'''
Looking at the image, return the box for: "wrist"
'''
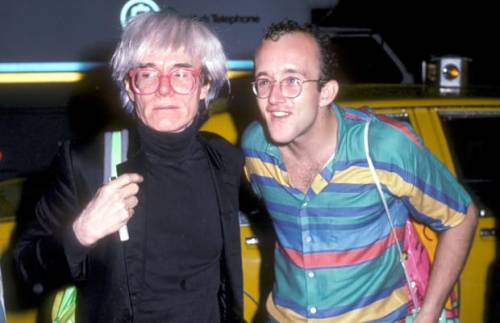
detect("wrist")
[72,217,95,247]
[416,305,441,323]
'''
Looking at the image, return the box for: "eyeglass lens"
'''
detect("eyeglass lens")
[253,77,305,99]
[132,68,197,95]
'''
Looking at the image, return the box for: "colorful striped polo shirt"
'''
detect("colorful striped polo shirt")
[241,105,471,322]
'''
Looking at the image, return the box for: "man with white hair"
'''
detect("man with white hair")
[15,10,244,323]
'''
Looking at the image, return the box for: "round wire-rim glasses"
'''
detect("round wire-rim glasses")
[128,67,202,95]
[251,77,324,99]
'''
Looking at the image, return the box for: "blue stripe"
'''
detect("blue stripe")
[319,167,334,181]
[266,201,298,216]
[0,59,253,72]
[323,182,375,193]
[0,62,104,72]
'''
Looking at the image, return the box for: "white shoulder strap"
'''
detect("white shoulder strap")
[363,119,419,307]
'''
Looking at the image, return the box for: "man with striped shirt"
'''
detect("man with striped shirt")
[242,20,477,322]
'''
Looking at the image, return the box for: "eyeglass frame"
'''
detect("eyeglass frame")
[128,66,202,96]
[251,76,325,99]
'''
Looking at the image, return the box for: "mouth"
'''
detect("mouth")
[154,105,179,111]
[267,109,292,118]
[271,111,290,117]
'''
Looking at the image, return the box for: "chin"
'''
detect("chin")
[152,118,190,133]
[267,131,295,146]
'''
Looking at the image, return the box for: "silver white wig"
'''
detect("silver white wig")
[110,10,227,113]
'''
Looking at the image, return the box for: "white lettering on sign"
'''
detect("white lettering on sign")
[120,0,160,28]
[194,14,260,24]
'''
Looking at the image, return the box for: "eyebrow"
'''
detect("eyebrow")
[138,62,196,69]
[255,68,305,78]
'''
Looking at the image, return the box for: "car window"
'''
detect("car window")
[440,111,500,217]
[331,36,405,84]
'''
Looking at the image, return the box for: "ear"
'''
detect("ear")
[199,82,210,101]
[125,79,136,103]
[319,80,339,108]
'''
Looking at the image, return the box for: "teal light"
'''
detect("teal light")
[227,60,254,70]
[0,60,254,73]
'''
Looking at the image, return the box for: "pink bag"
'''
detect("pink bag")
[403,220,431,309]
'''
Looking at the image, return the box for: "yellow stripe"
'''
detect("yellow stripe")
[333,166,413,197]
[0,72,84,83]
[266,294,308,323]
[334,166,466,227]
[227,70,251,79]
[267,287,408,322]
[245,157,290,187]
[310,175,329,194]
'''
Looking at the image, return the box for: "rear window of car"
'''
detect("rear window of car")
[440,111,500,218]
[331,37,405,84]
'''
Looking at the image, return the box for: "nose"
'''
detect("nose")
[268,82,285,105]
[157,75,172,96]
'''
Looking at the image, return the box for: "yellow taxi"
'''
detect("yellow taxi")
[1,55,499,323]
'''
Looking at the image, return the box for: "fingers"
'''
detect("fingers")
[100,173,142,216]
[107,173,143,189]
[99,173,142,201]
[73,173,143,246]
[124,195,139,211]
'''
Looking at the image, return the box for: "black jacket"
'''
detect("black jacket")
[14,131,244,322]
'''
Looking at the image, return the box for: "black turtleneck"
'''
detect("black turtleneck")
[132,116,222,322]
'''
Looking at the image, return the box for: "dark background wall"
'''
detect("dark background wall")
[2,0,498,85]
[313,0,500,85]
[0,0,310,62]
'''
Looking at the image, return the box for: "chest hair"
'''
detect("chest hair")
[282,154,324,193]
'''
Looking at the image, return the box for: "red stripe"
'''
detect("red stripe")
[378,115,423,148]
[279,227,405,269]
[344,111,366,121]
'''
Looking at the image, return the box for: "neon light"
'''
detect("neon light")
[227,70,251,79]
[0,73,84,83]
[0,62,103,73]
[227,60,254,70]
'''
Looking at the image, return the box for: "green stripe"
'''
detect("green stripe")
[111,131,121,178]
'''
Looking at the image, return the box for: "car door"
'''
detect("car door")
[413,105,500,323]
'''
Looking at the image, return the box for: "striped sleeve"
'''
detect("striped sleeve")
[368,118,471,231]
[241,121,265,199]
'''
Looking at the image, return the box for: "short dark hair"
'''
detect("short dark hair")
[262,19,335,81]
